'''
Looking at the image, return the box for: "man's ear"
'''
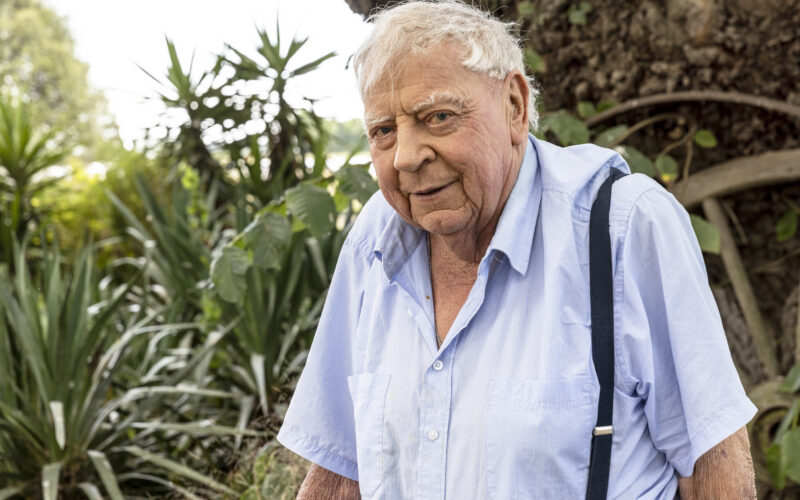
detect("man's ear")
[504,70,529,146]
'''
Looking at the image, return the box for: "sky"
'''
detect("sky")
[45,0,372,149]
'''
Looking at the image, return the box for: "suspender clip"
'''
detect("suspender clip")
[593,425,613,436]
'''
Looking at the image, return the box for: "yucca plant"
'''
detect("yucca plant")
[0,238,257,498]
[209,163,376,416]
[0,96,68,265]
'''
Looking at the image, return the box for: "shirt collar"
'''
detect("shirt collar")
[485,135,541,275]
[373,135,541,279]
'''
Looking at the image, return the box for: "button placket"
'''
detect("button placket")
[416,339,457,500]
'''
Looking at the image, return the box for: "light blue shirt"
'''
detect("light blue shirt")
[277,136,756,499]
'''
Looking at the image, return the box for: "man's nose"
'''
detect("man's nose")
[393,125,434,172]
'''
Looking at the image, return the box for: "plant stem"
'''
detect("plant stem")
[585,90,800,128]
[702,197,779,377]
[610,113,681,148]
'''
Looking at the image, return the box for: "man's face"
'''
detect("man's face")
[363,46,520,238]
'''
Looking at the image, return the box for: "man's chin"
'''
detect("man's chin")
[414,211,471,237]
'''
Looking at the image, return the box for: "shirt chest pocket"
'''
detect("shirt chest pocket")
[485,376,595,499]
[347,373,391,498]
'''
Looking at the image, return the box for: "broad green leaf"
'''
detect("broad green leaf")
[50,401,65,449]
[333,189,351,212]
[766,442,786,490]
[244,212,292,271]
[780,362,800,393]
[594,125,627,148]
[655,154,679,183]
[335,165,379,204]
[88,450,124,500]
[783,428,800,484]
[576,101,596,118]
[210,246,250,303]
[42,462,61,500]
[689,214,721,254]
[542,112,589,146]
[120,446,236,496]
[615,146,656,177]
[285,183,336,239]
[776,209,798,242]
[523,49,546,74]
[693,129,718,148]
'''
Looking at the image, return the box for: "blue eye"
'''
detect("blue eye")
[428,111,454,125]
[372,126,393,138]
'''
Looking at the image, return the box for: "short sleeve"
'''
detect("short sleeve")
[615,184,757,477]
[276,237,368,480]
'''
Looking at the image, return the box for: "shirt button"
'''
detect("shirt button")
[433,360,444,371]
[427,429,439,440]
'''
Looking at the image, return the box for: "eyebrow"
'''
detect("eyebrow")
[363,112,395,130]
[363,92,467,130]
[408,92,466,115]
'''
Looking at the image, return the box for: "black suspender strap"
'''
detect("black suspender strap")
[586,167,627,500]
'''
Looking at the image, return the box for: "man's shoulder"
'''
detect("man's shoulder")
[532,137,667,220]
[343,188,397,260]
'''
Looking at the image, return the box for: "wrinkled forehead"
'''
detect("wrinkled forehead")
[359,41,469,101]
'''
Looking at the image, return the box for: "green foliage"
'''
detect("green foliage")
[689,214,721,254]
[576,101,597,118]
[0,238,254,497]
[693,129,718,148]
[0,0,109,149]
[230,442,309,499]
[776,208,798,242]
[336,165,380,205]
[614,145,656,177]
[763,363,800,490]
[524,48,547,74]
[540,111,590,146]
[0,97,68,264]
[144,25,336,206]
[593,125,627,148]
[0,13,381,495]
[654,154,679,183]
[567,1,594,26]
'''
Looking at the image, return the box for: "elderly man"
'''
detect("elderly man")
[277,1,757,498]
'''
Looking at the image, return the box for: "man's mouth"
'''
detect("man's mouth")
[413,181,454,197]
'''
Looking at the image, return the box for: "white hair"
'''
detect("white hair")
[352,0,540,129]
